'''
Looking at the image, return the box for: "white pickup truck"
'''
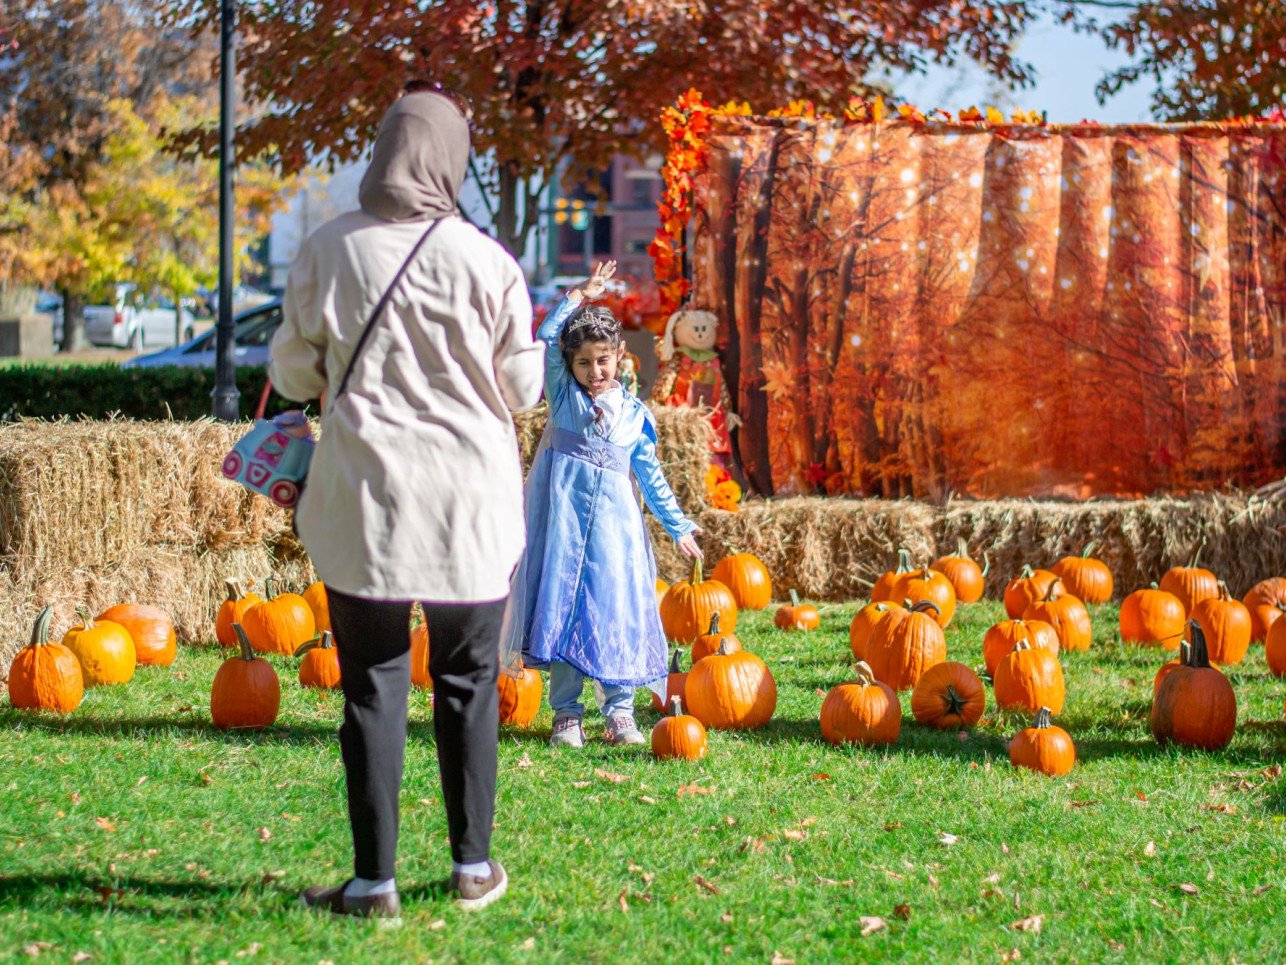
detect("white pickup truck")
[83,284,196,349]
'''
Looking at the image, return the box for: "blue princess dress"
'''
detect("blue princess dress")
[499,296,697,688]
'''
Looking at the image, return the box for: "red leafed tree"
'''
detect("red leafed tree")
[165,0,1040,256]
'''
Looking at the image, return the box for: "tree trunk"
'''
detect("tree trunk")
[496,161,540,260]
[59,286,87,352]
[174,293,183,346]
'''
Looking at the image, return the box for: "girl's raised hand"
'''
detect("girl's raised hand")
[581,260,617,300]
[677,532,703,560]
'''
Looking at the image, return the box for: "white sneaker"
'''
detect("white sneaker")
[550,713,585,748]
[604,715,646,746]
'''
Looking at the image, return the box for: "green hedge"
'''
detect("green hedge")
[0,364,319,421]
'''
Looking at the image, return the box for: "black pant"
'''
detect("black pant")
[327,587,505,879]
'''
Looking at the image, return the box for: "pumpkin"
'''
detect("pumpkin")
[849,601,903,663]
[910,661,986,730]
[685,640,777,730]
[865,599,946,692]
[410,622,432,690]
[1009,707,1075,776]
[301,581,331,633]
[1119,584,1186,649]
[61,606,135,686]
[8,606,84,713]
[820,661,901,747]
[211,624,281,730]
[650,649,689,712]
[711,552,773,611]
[1022,579,1092,653]
[1151,622,1236,751]
[692,612,741,663]
[983,618,1058,676]
[498,661,543,727]
[1243,577,1286,642]
[931,538,988,604]
[871,548,916,603]
[97,603,176,667]
[1190,581,1251,665]
[660,559,738,644]
[1159,548,1219,616]
[994,640,1066,715]
[216,579,263,648]
[651,696,708,761]
[240,581,315,656]
[898,568,957,628]
[774,589,820,632]
[1153,641,1221,696]
[655,578,669,605]
[295,631,342,690]
[1003,565,1062,619]
[1050,541,1114,604]
[1263,607,1286,678]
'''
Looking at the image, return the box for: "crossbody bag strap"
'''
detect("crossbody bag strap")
[331,216,446,403]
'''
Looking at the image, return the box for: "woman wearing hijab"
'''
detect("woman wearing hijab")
[270,86,543,918]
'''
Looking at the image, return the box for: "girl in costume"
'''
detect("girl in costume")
[501,261,702,747]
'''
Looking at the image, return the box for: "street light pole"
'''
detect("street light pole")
[212,0,241,421]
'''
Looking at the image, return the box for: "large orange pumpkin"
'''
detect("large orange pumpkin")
[498,661,543,727]
[692,612,740,663]
[899,568,957,628]
[1190,582,1251,666]
[1050,542,1114,604]
[97,603,176,667]
[865,599,946,692]
[1003,565,1062,619]
[1022,579,1092,653]
[650,650,689,713]
[773,589,820,632]
[211,625,281,730]
[295,631,342,690]
[1159,551,1219,616]
[1119,584,1185,649]
[8,607,84,713]
[61,606,135,687]
[660,559,738,644]
[994,640,1066,715]
[1243,577,1286,642]
[1151,623,1236,751]
[241,583,315,656]
[849,601,903,663]
[711,553,772,611]
[870,548,916,603]
[301,581,331,633]
[930,538,988,604]
[982,618,1058,676]
[1263,608,1286,678]
[1009,707,1075,776]
[651,696,708,761]
[911,661,985,730]
[410,623,431,690]
[216,579,263,648]
[685,641,777,730]
[820,661,901,746]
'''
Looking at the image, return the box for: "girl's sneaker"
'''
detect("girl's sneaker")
[550,713,585,748]
[605,715,646,746]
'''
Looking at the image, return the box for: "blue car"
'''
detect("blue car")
[121,300,282,369]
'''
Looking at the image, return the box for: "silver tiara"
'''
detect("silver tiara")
[565,304,614,334]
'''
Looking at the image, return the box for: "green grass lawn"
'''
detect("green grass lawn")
[2,601,1283,963]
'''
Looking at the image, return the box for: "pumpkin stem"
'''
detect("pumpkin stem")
[1020,564,1035,579]
[295,629,333,658]
[1187,538,1206,570]
[75,605,95,630]
[956,536,969,559]
[981,551,991,578]
[944,684,966,717]
[231,623,257,661]
[1013,639,1033,652]
[1033,706,1053,729]
[223,578,243,602]
[1082,540,1098,558]
[896,548,912,574]
[707,611,721,636]
[690,558,703,586]
[263,578,277,601]
[1215,580,1231,602]
[669,695,684,717]
[1149,580,1160,590]
[716,638,733,657]
[789,589,801,607]
[1184,621,1212,669]
[909,599,942,616]
[30,605,53,647]
[1042,578,1063,603]
[853,661,876,686]
[669,649,683,674]
[319,630,334,649]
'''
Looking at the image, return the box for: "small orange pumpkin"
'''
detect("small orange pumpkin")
[1267,606,1286,678]
[650,649,689,713]
[655,578,670,605]
[498,661,543,727]
[871,548,916,603]
[899,568,957,628]
[1003,565,1062,619]
[660,559,738,644]
[865,599,946,692]
[1159,548,1219,616]
[692,612,740,663]
[711,552,772,611]
[301,581,331,633]
[1243,577,1286,642]
[295,631,342,690]
[983,618,1058,677]
[61,606,135,687]
[651,696,708,761]
[211,624,281,730]
[1009,707,1075,776]
[1022,579,1092,653]
[849,601,903,663]
[241,581,315,657]
[97,603,176,667]
[1119,584,1185,649]
[410,622,432,690]
[685,640,777,730]
[774,589,820,632]
[994,640,1066,715]
[820,661,901,747]
[931,538,988,604]
[1050,541,1114,604]
[1190,581,1251,665]
[910,661,985,730]
[8,607,84,713]
[1151,622,1236,751]
[216,579,263,648]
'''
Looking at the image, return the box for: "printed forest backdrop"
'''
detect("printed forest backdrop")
[687,117,1286,500]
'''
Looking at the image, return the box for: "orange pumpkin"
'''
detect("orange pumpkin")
[216,579,263,648]
[1009,707,1075,776]
[1022,579,1092,653]
[931,538,988,604]
[692,612,740,663]
[211,625,281,730]
[994,640,1066,715]
[410,622,432,690]
[8,607,84,713]
[1190,582,1251,666]
[650,649,689,713]
[1050,542,1114,604]
[498,661,543,727]
[711,552,772,611]
[911,661,985,730]
[774,590,820,632]
[849,601,903,663]
[1159,551,1219,616]
[871,548,916,604]
[983,618,1058,676]
[1243,577,1286,642]
[655,578,670,605]
[240,582,315,656]
[1119,584,1185,649]
[97,603,176,667]
[651,696,708,761]
[295,631,342,690]
[685,640,777,730]
[1003,565,1061,619]
[865,599,946,692]
[1151,623,1236,751]
[899,568,957,628]
[61,606,135,687]
[820,661,901,746]
[1153,640,1221,696]
[660,559,738,644]
[1263,607,1286,678]
[301,581,331,633]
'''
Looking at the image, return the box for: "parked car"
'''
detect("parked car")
[122,299,282,369]
[83,284,197,350]
[34,291,64,345]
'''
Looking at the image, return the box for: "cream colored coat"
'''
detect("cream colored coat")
[269,212,544,602]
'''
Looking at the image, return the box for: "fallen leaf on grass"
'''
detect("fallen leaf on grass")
[257,828,272,842]
[883,821,903,831]
[427,919,445,930]
[1201,803,1237,815]
[724,815,737,826]
[740,836,765,853]
[677,781,714,797]
[72,954,91,963]
[812,772,831,781]
[984,873,1001,885]
[1002,950,1022,963]
[594,768,629,784]
[1070,800,1099,809]
[936,831,958,846]
[571,781,591,789]
[23,943,53,957]
[1178,883,1200,896]
[135,776,148,787]
[771,953,795,965]
[893,903,911,920]
[69,792,80,804]
[94,817,115,833]
[640,795,657,805]
[783,829,806,841]
[516,753,533,769]
[1002,843,1010,855]
[1107,940,1125,952]
[927,873,940,890]
[1263,765,1283,780]
[859,916,886,936]
[1134,791,1147,802]
[520,938,536,951]
[1253,884,1273,896]
[234,943,261,958]
[1011,914,1043,933]
[720,912,733,923]
[1144,841,1157,857]
[1150,898,1165,909]
[1013,892,1021,910]
[884,870,904,881]
[694,874,721,895]
[618,890,629,913]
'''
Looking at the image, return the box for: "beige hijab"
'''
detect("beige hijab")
[359,92,469,222]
